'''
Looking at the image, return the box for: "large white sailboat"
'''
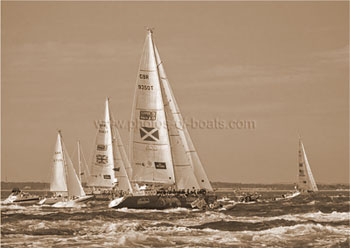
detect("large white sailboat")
[86,98,133,200]
[40,131,92,206]
[109,29,214,209]
[297,136,318,193]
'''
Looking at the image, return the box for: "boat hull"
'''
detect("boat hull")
[52,195,94,207]
[12,197,40,205]
[74,195,94,203]
[87,193,113,201]
[109,194,215,210]
[2,192,40,206]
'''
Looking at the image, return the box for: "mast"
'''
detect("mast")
[129,29,175,185]
[77,141,82,182]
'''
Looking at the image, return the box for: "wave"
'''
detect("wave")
[2,216,349,248]
[114,207,191,214]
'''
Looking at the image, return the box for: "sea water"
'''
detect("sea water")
[1,191,349,247]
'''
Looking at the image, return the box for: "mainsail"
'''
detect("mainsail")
[50,132,68,193]
[88,98,116,188]
[130,29,212,190]
[297,136,318,192]
[130,30,175,185]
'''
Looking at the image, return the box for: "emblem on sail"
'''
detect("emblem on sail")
[140,127,159,141]
[140,111,156,120]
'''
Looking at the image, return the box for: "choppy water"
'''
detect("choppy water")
[1,191,349,247]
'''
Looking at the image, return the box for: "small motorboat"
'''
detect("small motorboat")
[275,191,301,201]
[2,188,40,205]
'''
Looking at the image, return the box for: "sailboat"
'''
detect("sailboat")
[86,98,133,200]
[297,135,318,193]
[275,135,318,201]
[109,29,215,209]
[40,131,93,206]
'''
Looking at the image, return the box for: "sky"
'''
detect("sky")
[1,1,349,184]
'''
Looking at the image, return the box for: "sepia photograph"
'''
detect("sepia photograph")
[1,1,349,247]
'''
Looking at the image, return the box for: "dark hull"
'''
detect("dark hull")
[90,193,113,201]
[13,197,40,205]
[110,194,215,210]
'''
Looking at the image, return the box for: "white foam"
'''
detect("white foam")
[219,211,350,224]
[114,207,191,214]
[52,201,85,208]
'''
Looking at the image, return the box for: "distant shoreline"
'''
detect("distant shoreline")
[1,189,349,193]
[1,181,349,192]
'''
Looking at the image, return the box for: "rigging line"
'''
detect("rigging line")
[79,143,90,177]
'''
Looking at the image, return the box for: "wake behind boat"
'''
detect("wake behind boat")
[109,29,215,210]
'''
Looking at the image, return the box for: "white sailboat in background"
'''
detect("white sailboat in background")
[275,135,318,201]
[297,135,318,193]
[39,131,68,205]
[109,29,215,209]
[110,105,133,193]
[40,131,92,206]
[86,98,133,199]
